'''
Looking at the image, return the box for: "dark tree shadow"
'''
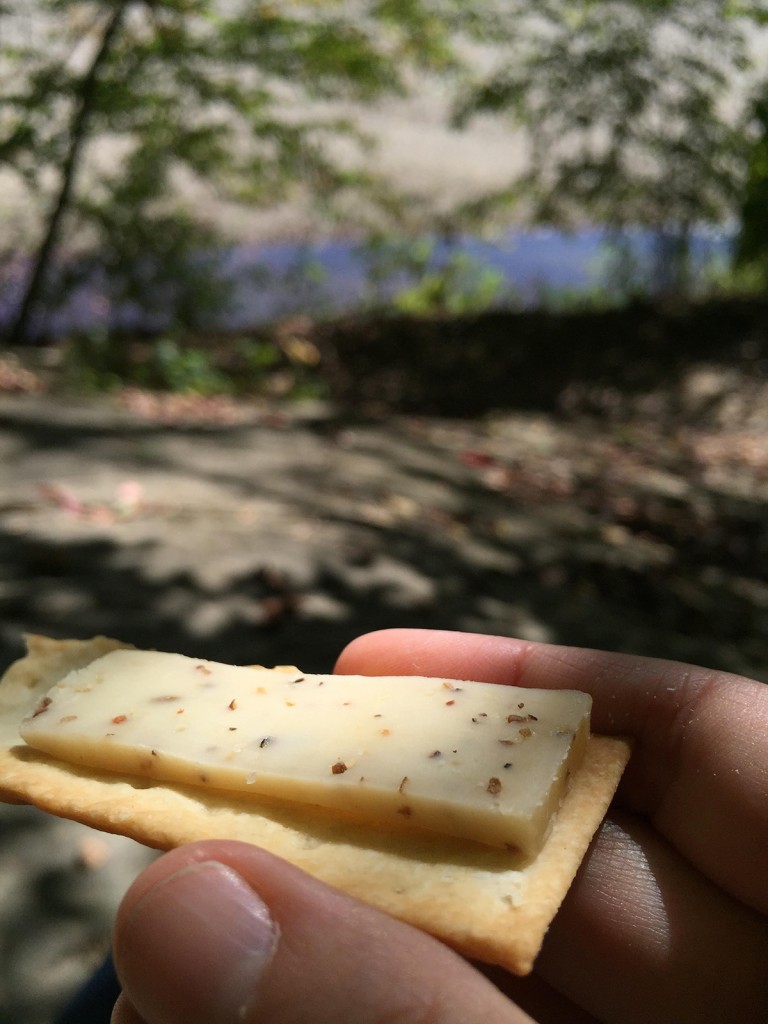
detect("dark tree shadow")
[314,297,768,418]
[1,394,766,680]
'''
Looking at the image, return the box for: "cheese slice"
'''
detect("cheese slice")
[20,648,591,855]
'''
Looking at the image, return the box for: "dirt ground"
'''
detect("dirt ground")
[1,379,767,1023]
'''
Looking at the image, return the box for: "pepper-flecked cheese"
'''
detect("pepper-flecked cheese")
[20,649,591,854]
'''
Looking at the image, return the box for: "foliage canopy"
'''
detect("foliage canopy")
[453,0,758,295]
[1,0,767,343]
[0,0,471,340]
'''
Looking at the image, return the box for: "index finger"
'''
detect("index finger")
[336,628,768,915]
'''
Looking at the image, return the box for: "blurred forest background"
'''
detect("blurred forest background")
[2,3,768,1020]
[1,0,768,679]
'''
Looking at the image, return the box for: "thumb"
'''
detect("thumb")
[112,840,532,1024]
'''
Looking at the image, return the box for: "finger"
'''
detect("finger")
[336,629,768,914]
[111,994,145,1024]
[534,811,768,1024]
[479,968,603,1024]
[113,840,535,1024]
[109,981,598,1024]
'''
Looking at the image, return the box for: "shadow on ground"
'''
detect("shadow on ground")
[2,390,766,679]
[316,296,768,416]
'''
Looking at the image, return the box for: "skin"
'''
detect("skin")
[111,628,768,1024]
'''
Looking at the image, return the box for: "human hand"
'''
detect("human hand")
[111,629,768,1024]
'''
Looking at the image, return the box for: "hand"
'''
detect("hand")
[111,629,768,1024]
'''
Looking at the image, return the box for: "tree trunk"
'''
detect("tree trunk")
[8,3,127,345]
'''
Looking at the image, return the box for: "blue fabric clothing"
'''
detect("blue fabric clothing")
[53,955,120,1024]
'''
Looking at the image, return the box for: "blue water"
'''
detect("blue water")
[0,225,734,340]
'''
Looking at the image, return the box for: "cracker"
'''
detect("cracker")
[0,635,630,975]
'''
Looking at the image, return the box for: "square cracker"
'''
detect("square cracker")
[0,635,630,975]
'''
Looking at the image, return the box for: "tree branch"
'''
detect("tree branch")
[8,2,128,345]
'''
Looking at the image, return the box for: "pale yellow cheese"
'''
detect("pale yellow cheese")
[19,649,590,855]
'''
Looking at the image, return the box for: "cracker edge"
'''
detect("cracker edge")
[0,636,630,975]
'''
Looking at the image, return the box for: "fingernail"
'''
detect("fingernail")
[117,860,278,1024]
